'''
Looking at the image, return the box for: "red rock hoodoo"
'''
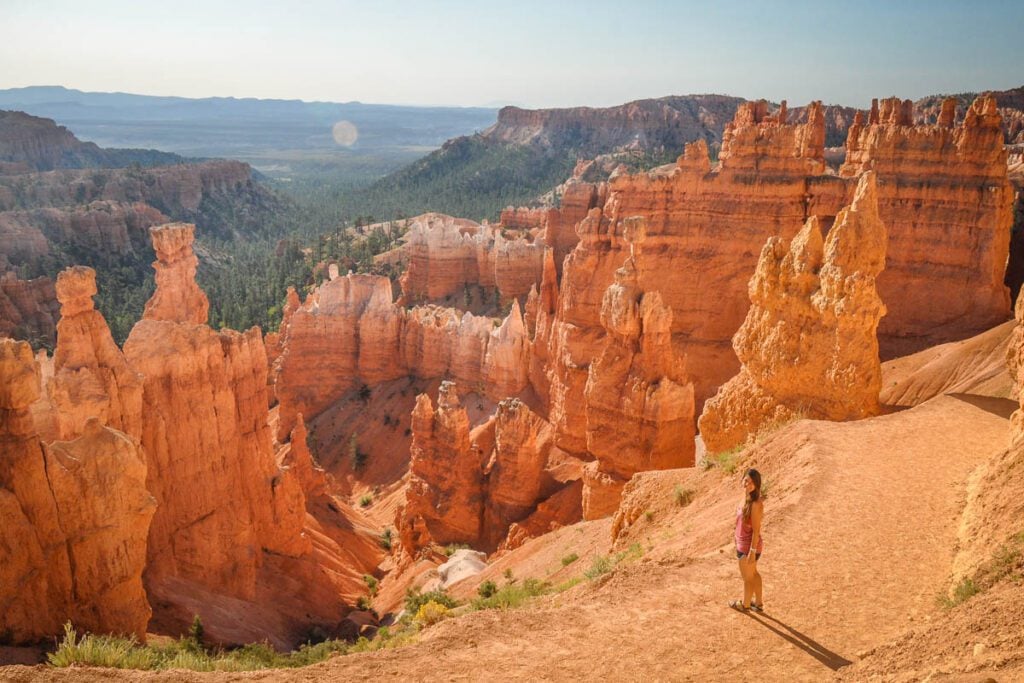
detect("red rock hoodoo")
[124,223,362,648]
[398,382,584,556]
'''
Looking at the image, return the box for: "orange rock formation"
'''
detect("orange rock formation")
[124,223,362,648]
[0,272,59,342]
[541,96,1011,459]
[841,96,1012,354]
[141,222,209,324]
[399,382,583,556]
[581,217,696,517]
[0,338,154,642]
[398,213,545,306]
[45,266,143,441]
[699,173,888,453]
[400,382,481,553]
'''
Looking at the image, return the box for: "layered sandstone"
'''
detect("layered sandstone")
[274,271,530,440]
[399,382,481,553]
[0,338,154,642]
[1007,294,1024,441]
[840,96,1012,353]
[0,202,169,265]
[500,181,607,279]
[699,173,888,453]
[582,218,696,517]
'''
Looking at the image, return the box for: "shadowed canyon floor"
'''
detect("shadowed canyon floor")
[6,390,1020,681]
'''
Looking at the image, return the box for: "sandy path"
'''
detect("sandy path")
[5,394,1012,681]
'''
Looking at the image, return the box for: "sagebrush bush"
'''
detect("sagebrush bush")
[415,600,451,626]
[404,587,458,614]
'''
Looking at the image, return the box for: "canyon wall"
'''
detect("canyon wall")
[274,269,529,440]
[699,173,888,452]
[0,272,59,342]
[840,96,1012,354]
[581,218,696,517]
[540,96,1012,459]
[398,212,555,307]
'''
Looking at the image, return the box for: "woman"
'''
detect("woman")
[730,468,764,612]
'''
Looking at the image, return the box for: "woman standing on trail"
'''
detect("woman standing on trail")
[731,468,765,612]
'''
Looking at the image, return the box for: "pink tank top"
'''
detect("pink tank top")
[735,505,764,554]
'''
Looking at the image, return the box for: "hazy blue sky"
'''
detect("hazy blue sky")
[2,0,1021,108]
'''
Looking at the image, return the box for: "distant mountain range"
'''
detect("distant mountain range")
[0,86,499,181]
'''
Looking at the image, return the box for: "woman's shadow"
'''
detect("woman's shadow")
[738,609,853,671]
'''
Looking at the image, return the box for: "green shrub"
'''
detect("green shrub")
[477,580,498,598]
[584,543,644,581]
[359,494,373,507]
[379,528,394,550]
[48,623,156,669]
[939,577,980,610]
[471,578,550,610]
[560,552,579,566]
[404,587,458,615]
[188,614,205,648]
[584,555,613,580]
[673,485,695,507]
[707,446,743,474]
[363,574,379,597]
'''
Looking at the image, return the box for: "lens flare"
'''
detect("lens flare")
[331,120,358,147]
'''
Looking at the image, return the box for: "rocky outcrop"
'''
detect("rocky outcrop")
[0,110,181,172]
[45,266,143,441]
[699,173,887,453]
[398,213,545,306]
[399,383,583,557]
[500,181,607,279]
[124,222,359,648]
[274,271,530,440]
[581,218,696,518]
[0,338,154,643]
[720,99,825,173]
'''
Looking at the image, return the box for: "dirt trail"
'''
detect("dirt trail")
[5,394,1013,681]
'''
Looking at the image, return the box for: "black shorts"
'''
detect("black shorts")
[736,550,762,560]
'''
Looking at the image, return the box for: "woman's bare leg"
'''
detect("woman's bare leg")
[751,559,763,606]
[738,558,754,608]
